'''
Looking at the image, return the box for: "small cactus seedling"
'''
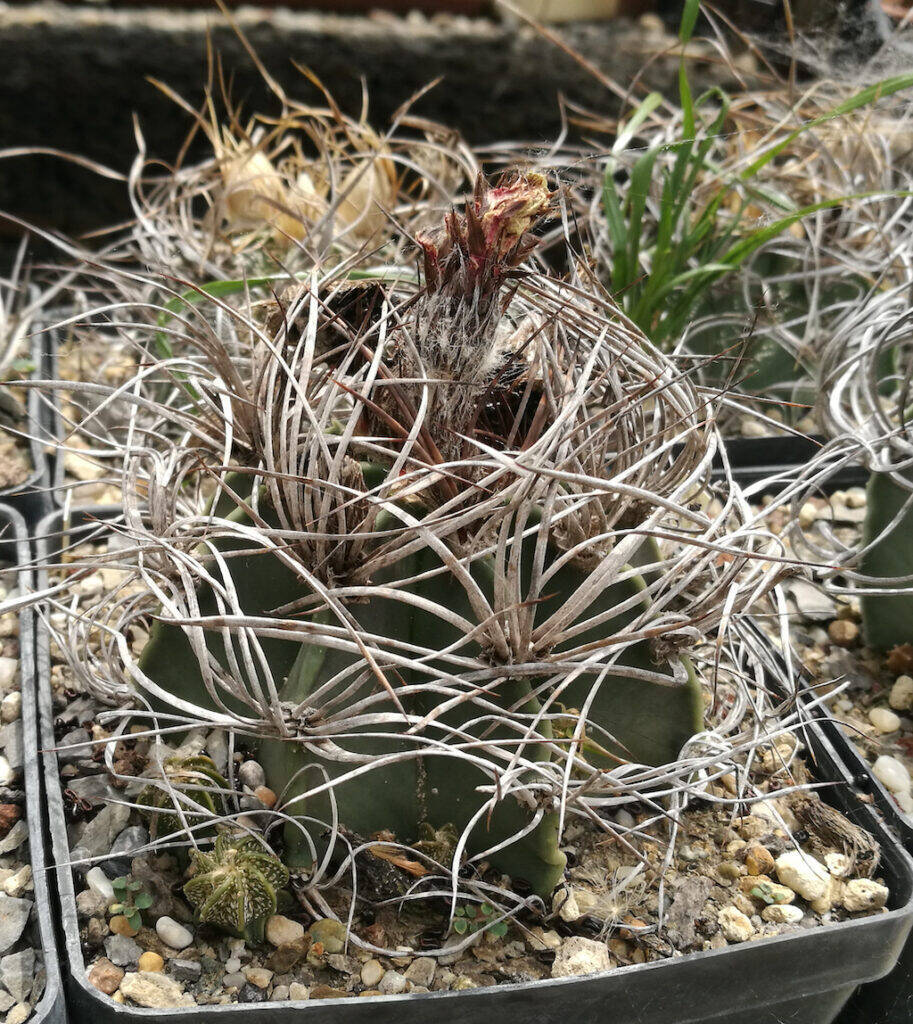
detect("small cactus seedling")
[451,902,507,939]
[859,470,913,651]
[138,756,228,842]
[184,833,289,940]
[109,876,154,932]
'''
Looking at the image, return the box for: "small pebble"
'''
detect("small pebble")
[404,957,435,988]
[104,934,142,968]
[0,661,16,694]
[137,952,164,973]
[6,1003,30,1024]
[775,851,830,902]
[307,919,346,954]
[360,959,384,988]
[890,676,913,711]
[873,755,912,794]
[240,983,268,1003]
[553,888,582,922]
[85,868,114,903]
[614,809,635,829]
[745,846,775,876]
[828,620,859,647]
[245,968,273,989]
[2,867,30,898]
[222,972,246,990]
[87,958,124,995]
[309,986,347,1000]
[265,915,304,948]
[224,958,242,974]
[0,695,20,725]
[550,936,612,978]
[155,916,193,950]
[271,985,289,1001]
[761,904,804,925]
[108,916,139,939]
[718,906,754,942]
[843,879,889,913]
[238,760,266,790]
[253,786,277,808]
[170,960,202,983]
[845,487,867,509]
[799,503,819,529]
[288,982,309,1001]
[825,853,852,879]
[378,970,407,995]
[896,790,913,815]
[870,707,902,734]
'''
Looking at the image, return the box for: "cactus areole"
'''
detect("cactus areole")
[136,174,704,901]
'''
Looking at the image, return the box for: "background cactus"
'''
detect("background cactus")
[584,9,913,410]
[138,755,228,842]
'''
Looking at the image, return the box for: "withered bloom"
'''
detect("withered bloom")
[414,172,553,383]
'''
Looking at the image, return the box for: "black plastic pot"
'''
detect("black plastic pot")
[32,505,913,1024]
[716,436,869,489]
[0,504,67,1024]
[0,332,52,524]
[35,318,90,513]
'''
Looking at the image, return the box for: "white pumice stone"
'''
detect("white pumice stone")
[873,755,911,794]
[775,851,830,902]
[85,867,114,902]
[869,707,902,734]
[155,916,193,950]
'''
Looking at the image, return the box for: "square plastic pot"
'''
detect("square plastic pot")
[0,505,66,1024]
[33,505,913,1024]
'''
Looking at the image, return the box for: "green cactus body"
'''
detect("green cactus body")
[257,526,567,895]
[183,833,289,940]
[137,469,703,897]
[138,755,227,841]
[860,469,913,651]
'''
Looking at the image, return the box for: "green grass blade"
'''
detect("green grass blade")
[613,92,664,153]
[625,146,663,291]
[602,164,631,291]
[679,0,701,43]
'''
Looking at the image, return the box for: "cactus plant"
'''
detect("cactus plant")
[40,154,792,946]
[130,173,705,900]
[138,755,228,842]
[183,833,289,940]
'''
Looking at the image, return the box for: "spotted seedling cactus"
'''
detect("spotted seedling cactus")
[183,834,290,940]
